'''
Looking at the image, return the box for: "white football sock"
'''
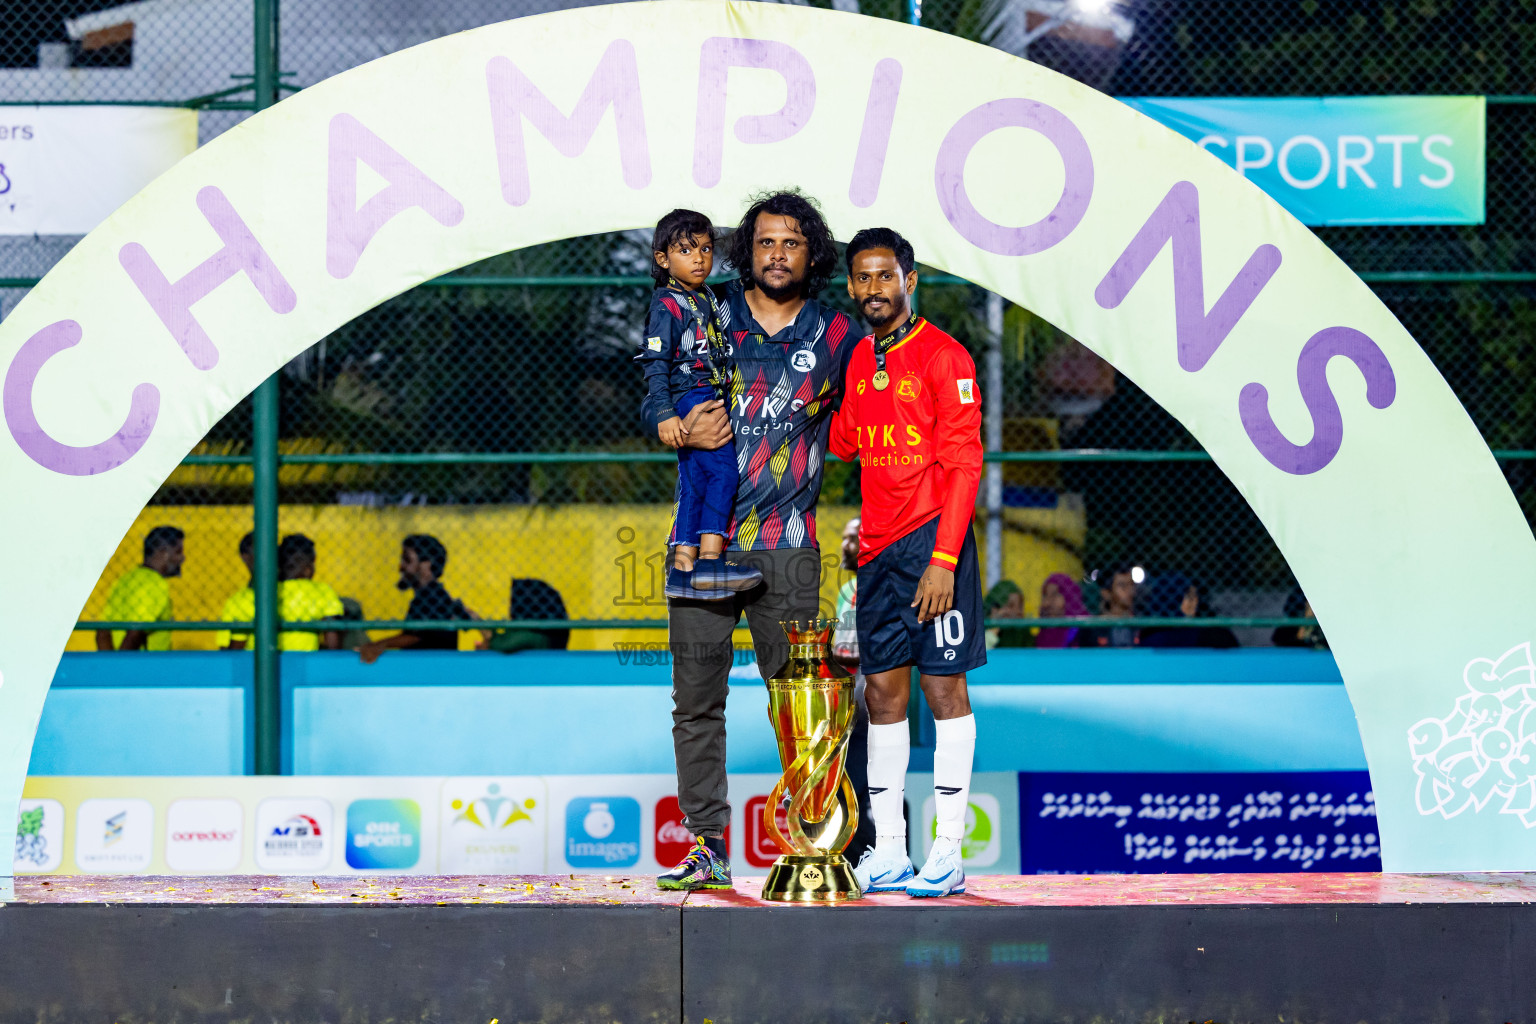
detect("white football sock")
[932,714,976,843]
[866,720,910,849]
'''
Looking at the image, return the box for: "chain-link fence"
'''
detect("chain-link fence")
[4,0,1532,655]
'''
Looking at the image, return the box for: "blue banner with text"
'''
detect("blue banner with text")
[1019,771,1381,874]
[1120,96,1485,225]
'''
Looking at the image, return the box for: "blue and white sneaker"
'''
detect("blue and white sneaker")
[691,557,764,592]
[906,839,966,897]
[664,566,731,601]
[855,843,916,894]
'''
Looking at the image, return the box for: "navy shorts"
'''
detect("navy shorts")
[856,515,987,677]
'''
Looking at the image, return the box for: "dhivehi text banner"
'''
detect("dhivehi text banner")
[1120,96,1485,225]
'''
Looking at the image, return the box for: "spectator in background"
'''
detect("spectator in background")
[1035,573,1089,649]
[1273,586,1328,650]
[218,531,257,650]
[277,534,345,651]
[829,514,875,864]
[96,526,184,652]
[984,580,1033,649]
[1082,562,1140,648]
[357,534,477,663]
[1140,573,1239,649]
[484,578,571,653]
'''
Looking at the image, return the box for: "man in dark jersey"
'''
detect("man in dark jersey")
[357,534,476,663]
[830,228,985,898]
[641,191,859,891]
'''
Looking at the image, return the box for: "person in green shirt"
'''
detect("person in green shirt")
[96,525,184,651]
[276,534,345,651]
[217,531,256,650]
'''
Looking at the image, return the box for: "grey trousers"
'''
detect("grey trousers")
[669,546,823,838]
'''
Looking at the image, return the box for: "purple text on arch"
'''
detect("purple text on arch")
[849,58,902,209]
[934,98,1092,256]
[693,37,816,189]
[1094,180,1283,374]
[1239,325,1397,476]
[3,320,160,476]
[326,113,465,279]
[487,39,651,207]
[118,186,297,372]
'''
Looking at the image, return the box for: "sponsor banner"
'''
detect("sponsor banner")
[0,106,198,235]
[1019,771,1381,874]
[912,772,1021,872]
[14,798,62,874]
[438,777,547,873]
[255,797,333,873]
[75,797,153,873]
[1120,96,1485,225]
[165,798,242,872]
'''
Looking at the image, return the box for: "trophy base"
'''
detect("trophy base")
[760,854,863,903]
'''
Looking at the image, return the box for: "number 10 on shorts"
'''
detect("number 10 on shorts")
[933,609,965,650]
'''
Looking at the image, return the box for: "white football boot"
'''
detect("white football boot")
[854,842,916,894]
[906,838,966,897]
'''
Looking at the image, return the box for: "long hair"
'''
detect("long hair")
[725,189,838,297]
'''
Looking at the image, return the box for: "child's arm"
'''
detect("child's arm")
[637,294,687,443]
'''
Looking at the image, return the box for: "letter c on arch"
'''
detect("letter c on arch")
[3,320,160,477]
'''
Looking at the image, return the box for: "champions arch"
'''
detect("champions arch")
[1,1,1531,881]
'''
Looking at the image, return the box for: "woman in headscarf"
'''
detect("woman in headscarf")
[1035,573,1088,649]
[985,579,1032,648]
[1140,573,1238,649]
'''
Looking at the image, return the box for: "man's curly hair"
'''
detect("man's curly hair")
[725,189,839,298]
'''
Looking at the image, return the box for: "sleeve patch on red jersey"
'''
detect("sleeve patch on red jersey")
[956,378,976,404]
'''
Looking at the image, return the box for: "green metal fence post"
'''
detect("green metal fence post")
[251,0,282,776]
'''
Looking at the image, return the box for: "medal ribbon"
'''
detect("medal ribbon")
[873,314,922,376]
[670,278,733,398]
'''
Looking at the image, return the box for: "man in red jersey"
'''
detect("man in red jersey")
[829,227,985,898]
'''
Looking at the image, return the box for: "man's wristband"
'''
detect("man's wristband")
[929,551,958,570]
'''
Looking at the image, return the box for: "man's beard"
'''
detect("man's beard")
[861,298,903,331]
[396,574,414,591]
[752,264,805,302]
[841,550,858,571]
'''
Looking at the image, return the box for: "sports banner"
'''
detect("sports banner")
[1121,96,1485,225]
[0,106,198,235]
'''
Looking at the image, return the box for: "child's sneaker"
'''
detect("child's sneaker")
[691,557,764,592]
[854,844,916,893]
[665,565,730,601]
[905,838,966,897]
[657,837,732,891]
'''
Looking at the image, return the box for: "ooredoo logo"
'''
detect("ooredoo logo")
[654,796,731,866]
[165,798,243,872]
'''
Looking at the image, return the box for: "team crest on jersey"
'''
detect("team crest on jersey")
[896,372,922,402]
[790,349,817,372]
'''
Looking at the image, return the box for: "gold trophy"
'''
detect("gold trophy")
[760,619,863,903]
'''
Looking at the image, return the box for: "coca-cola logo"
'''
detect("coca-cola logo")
[653,796,731,867]
[657,820,691,844]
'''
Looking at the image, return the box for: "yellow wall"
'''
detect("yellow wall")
[71,503,1083,652]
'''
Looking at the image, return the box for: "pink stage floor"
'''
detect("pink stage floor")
[15,870,1536,905]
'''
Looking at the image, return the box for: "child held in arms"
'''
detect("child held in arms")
[636,209,763,599]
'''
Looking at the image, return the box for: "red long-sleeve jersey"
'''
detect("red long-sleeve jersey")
[829,318,983,568]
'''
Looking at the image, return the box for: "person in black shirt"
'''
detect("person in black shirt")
[357,534,477,662]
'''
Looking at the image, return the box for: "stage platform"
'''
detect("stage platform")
[4,872,1535,1023]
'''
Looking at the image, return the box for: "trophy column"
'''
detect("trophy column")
[760,620,863,903]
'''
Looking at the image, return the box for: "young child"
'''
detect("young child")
[637,209,762,599]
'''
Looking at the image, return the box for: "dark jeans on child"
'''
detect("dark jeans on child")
[673,387,739,544]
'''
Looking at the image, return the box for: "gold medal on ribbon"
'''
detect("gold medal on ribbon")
[872,370,889,391]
